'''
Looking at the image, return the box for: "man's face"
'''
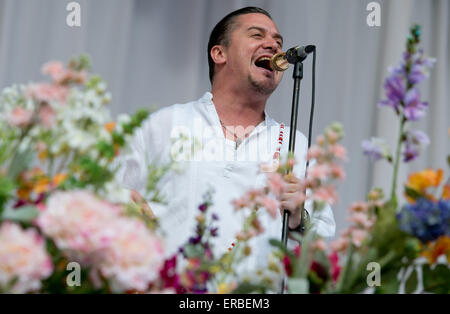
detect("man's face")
[224,13,284,95]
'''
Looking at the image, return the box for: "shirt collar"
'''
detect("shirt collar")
[199,91,278,128]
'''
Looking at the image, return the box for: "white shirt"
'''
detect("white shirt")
[115,92,335,271]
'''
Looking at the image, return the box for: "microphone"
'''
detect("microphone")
[270,45,315,71]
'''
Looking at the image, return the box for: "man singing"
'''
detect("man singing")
[116,7,335,268]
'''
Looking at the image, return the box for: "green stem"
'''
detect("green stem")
[390,117,406,208]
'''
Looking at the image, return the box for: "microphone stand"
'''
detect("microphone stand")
[280,52,308,294]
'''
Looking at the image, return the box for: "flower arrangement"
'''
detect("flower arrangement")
[264,25,449,294]
[0,55,170,293]
[0,24,448,294]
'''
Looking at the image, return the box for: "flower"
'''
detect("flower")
[313,185,338,205]
[329,144,348,161]
[402,130,430,163]
[37,190,120,257]
[38,104,57,128]
[329,252,341,283]
[41,61,87,85]
[378,75,406,111]
[361,137,391,162]
[266,172,285,198]
[41,61,65,82]
[403,88,428,121]
[405,168,443,201]
[330,237,349,253]
[255,195,280,219]
[420,236,450,264]
[37,190,165,292]
[26,83,70,104]
[307,164,331,181]
[0,222,53,293]
[397,198,450,243]
[7,107,33,128]
[99,217,165,292]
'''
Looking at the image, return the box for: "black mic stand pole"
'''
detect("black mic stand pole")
[280,59,304,294]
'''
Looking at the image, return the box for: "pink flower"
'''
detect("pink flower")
[0,222,53,293]
[313,185,338,205]
[99,218,165,292]
[311,238,327,251]
[329,237,348,252]
[285,190,306,211]
[316,135,326,146]
[41,61,65,83]
[26,83,70,104]
[330,163,346,180]
[329,252,341,283]
[307,164,331,181]
[329,144,348,161]
[348,212,374,229]
[37,190,165,292]
[348,201,369,213]
[325,130,339,143]
[267,172,285,198]
[307,145,325,160]
[37,190,120,256]
[41,61,87,85]
[7,107,33,127]
[38,104,56,128]
[232,195,251,211]
[256,195,280,219]
[350,228,368,247]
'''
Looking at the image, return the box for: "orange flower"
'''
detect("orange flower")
[443,183,450,200]
[38,150,48,160]
[405,168,443,201]
[52,173,68,187]
[33,177,50,194]
[105,121,116,133]
[421,236,450,264]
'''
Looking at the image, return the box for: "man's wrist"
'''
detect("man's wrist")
[288,209,309,234]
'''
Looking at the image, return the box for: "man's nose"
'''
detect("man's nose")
[262,37,281,53]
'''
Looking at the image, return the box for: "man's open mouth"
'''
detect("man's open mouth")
[254,56,273,72]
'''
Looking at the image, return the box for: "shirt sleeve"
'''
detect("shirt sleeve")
[113,108,171,202]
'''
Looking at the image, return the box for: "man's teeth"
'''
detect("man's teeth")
[258,57,271,62]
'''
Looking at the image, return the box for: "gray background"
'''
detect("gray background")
[1,0,448,236]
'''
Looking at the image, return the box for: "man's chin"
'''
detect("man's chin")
[248,77,277,95]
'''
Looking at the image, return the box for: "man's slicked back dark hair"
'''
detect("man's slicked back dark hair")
[207,7,272,84]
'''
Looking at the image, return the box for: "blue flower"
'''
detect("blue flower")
[397,198,450,242]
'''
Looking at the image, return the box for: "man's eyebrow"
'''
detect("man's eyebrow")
[247,26,284,44]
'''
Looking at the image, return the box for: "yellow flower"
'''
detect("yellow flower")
[217,282,237,294]
[405,168,443,201]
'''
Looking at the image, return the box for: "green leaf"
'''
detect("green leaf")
[404,186,423,201]
[7,149,33,179]
[268,239,295,258]
[423,264,450,293]
[231,282,269,294]
[287,278,309,293]
[183,244,203,258]
[2,206,39,223]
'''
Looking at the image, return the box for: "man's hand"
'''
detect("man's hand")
[130,190,155,218]
[279,173,303,230]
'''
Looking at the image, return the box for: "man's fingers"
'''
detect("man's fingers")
[130,189,155,218]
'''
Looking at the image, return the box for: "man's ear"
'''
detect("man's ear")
[210,45,226,65]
